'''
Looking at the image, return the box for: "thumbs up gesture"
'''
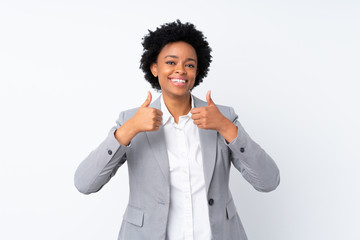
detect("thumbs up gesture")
[190,90,224,131]
[114,92,163,146]
[133,91,163,132]
[191,91,238,142]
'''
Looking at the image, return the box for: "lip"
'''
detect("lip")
[169,77,188,86]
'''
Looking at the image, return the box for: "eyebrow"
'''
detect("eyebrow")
[164,55,197,62]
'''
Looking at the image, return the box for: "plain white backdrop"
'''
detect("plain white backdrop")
[1,0,359,239]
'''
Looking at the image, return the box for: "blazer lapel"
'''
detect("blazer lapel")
[145,95,218,193]
[146,96,170,185]
[193,96,218,194]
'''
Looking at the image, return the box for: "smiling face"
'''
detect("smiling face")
[150,41,198,100]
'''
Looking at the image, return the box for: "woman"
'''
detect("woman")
[75,20,280,240]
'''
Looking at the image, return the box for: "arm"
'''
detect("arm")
[191,91,280,192]
[74,92,163,194]
[74,111,129,194]
[226,107,280,192]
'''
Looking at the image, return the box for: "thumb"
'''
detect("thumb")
[206,90,215,106]
[141,91,152,107]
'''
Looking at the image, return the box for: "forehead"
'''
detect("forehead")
[158,41,197,59]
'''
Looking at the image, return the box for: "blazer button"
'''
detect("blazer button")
[108,150,113,155]
[208,198,214,206]
[240,147,245,153]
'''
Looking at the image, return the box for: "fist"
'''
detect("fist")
[132,91,163,133]
[190,90,225,131]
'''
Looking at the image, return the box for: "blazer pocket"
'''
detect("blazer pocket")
[226,199,237,220]
[123,205,144,227]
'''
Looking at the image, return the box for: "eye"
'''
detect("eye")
[186,64,195,68]
[166,61,175,65]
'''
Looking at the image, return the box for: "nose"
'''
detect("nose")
[175,64,186,75]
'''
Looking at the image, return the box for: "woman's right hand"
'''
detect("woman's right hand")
[114,92,163,145]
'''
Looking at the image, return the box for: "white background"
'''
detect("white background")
[1,0,359,239]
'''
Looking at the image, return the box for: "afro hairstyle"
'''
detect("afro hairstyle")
[140,20,212,90]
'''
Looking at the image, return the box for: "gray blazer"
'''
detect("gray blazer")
[74,95,280,240]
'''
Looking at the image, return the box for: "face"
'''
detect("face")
[150,41,198,100]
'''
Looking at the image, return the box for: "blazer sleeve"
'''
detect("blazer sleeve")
[74,111,129,194]
[226,107,280,192]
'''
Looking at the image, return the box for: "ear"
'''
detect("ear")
[150,62,158,77]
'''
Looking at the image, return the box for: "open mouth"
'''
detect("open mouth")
[169,78,188,86]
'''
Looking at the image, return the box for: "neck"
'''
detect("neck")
[163,93,192,124]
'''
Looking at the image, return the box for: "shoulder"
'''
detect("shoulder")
[116,107,139,125]
[217,105,238,122]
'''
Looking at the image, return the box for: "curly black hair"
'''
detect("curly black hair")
[140,20,212,90]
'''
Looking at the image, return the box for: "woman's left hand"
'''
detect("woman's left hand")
[190,91,238,143]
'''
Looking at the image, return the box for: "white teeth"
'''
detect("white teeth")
[171,79,186,83]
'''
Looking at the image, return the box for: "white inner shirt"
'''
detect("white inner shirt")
[161,95,212,240]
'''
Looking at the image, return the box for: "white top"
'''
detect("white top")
[161,95,212,240]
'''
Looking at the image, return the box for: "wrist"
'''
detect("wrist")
[115,120,138,146]
[218,118,238,143]
[122,119,138,139]
[217,116,231,133]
